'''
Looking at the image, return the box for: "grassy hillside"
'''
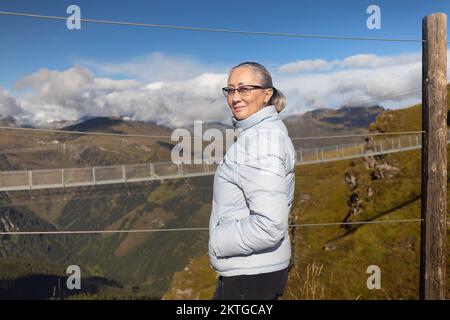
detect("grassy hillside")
[285,151,423,299]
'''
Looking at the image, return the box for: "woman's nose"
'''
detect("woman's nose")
[232,92,242,103]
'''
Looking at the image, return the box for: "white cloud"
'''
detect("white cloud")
[273,52,424,114]
[81,52,225,82]
[340,53,420,69]
[2,50,447,128]
[10,64,228,128]
[275,61,422,114]
[277,59,333,73]
[277,52,422,74]
[0,86,22,119]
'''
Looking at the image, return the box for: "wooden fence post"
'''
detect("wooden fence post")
[420,12,447,300]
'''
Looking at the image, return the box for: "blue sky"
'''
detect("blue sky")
[0,0,448,127]
[0,0,448,87]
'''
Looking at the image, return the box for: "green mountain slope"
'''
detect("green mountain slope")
[0,118,214,299]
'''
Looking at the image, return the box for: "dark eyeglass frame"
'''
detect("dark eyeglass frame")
[222,85,267,97]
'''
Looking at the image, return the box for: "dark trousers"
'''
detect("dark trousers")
[211,267,289,300]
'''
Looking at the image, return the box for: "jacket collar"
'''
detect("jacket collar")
[231,105,278,131]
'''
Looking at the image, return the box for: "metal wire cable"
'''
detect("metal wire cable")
[0,218,423,235]
[0,125,173,139]
[339,88,422,107]
[0,11,425,43]
[288,87,422,120]
[0,125,427,141]
[291,131,425,140]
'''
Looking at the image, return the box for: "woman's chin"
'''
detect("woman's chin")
[232,109,249,120]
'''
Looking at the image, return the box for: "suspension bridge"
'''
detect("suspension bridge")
[0,132,441,192]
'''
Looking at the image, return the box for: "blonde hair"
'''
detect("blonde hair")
[231,61,286,113]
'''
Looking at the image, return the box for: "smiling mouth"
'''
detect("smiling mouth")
[233,106,246,111]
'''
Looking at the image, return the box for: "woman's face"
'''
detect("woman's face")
[226,67,273,120]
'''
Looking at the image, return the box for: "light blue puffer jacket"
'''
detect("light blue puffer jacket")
[208,105,296,277]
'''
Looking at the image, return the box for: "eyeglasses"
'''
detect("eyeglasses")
[222,85,266,97]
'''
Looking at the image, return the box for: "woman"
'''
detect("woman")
[209,62,296,300]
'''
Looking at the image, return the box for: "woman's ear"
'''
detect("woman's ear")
[264,88,274,105]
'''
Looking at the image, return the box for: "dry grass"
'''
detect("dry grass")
[285,261,333,300]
